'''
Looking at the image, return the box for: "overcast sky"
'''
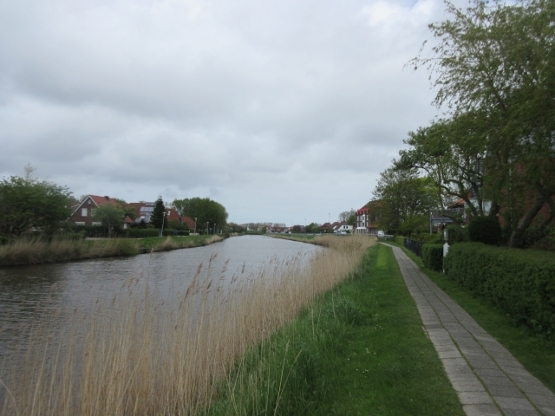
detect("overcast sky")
[0,0,458,225]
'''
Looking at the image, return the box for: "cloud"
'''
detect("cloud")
[0,0,454,223]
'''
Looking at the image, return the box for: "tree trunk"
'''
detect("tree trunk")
[508,196,545,248]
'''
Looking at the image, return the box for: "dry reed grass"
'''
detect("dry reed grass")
[0,238,139,266]
[0,235,375,415]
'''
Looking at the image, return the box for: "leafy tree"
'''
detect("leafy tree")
[468,216,502,246]
[150,196,166,230]
[173,197,228,233]
[0,173,72,236]
[339,210,355,223]
[227,222,244,233]
[411,0,555,247]
[92,204,125,238]
[397,115,494,221]
[373,168,437,236]
[305,223,321,233]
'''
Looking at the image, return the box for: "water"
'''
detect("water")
[0,235,323,358]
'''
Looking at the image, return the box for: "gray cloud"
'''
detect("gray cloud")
[0,0,457,224]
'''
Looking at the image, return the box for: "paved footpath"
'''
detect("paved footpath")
[382,243,555,416]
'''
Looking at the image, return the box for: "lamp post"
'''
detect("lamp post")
[194,217,197,234]
[214,223,216,235]
[159,211,166,237]
[206,222,209,235]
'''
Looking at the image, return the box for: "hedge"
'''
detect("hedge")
[422,244,444,271]
[444,242,555,339]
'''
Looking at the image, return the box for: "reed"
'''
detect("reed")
[0,236,222,266]
[0,236,374,415]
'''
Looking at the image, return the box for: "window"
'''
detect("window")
[81,208,88,216]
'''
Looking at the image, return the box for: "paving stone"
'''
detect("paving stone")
[458,392,495,405]
[486,383,524,398]
[451,380,487,393]
[494,396,537,411]
[435,344,460,352]
[462,404,502,415]
[465,354,500,370]
[438,350,463,359]
[502,410,540,416]
[526,393,555,408]
[474,367,506,378]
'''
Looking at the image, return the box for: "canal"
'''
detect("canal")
[0,235,323,359]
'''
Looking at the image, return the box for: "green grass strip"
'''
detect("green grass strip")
[207,244,464,415]
[390,241,555,394]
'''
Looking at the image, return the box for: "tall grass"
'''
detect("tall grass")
[0,238,139,266]
[0,236,223,266]
[0,236,374,415]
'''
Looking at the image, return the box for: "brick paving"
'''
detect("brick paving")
[382,243,555,416]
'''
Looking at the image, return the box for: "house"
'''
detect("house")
[355,202,380,234]
[68,195,119,227]
[334,222,353,235]
[126,202,195,230]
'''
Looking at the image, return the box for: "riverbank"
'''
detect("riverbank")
[205,243,464,415]
[0,235,373,415]
[0,235,223,267]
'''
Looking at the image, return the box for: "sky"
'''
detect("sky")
[0,0,459,225]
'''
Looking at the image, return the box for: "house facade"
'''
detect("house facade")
[68,195,119,227]
[355,202,379,234]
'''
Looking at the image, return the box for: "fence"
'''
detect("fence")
[404,238,423,258]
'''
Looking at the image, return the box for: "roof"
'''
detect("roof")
[69,194,119,218]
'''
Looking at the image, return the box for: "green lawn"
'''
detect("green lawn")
[207,244,464,415]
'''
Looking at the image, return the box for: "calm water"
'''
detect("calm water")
[0,235,323,358]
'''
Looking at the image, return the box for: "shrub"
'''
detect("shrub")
[468,216,501,245]
[446,224,466,244]
[125,229,160,238]
[395,236,405,245]
[422,244,444,271]
[444,242,555,339]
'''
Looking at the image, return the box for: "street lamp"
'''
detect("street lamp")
[194,217,197,234]
[159,211,167,237]
[206,221,209,235]
[214,223,216,235]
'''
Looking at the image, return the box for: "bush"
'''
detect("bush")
[395,236,405,245]
[422,244,444,271]
[125,229,160,238]
[468,216,501,245]
[444,242,555,339]
[446,224,466,244]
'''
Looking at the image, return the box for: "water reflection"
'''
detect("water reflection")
[0,236,322,358]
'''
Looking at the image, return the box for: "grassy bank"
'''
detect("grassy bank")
[206,243,464,415]
[0,235,223,266]
[388,241,555,393]
[0,235,374,415]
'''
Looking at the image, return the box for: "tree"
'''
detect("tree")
[411,0,555,247]
[305,223,321,233]
[397,115,494,221]
[338,210,355,223]
[173,197,228,233]
[373,167,437,235]
[0,173,72,236]
[150,197,166,230]
[92,204,125,238]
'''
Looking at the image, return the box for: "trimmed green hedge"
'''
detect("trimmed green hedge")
[444,242,555,339]
[125,229,160,238]
[422,244,444,271]
[395,236,405,245]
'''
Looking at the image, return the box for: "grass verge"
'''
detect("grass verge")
[386,240,555,394]
[206,244,464,415]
